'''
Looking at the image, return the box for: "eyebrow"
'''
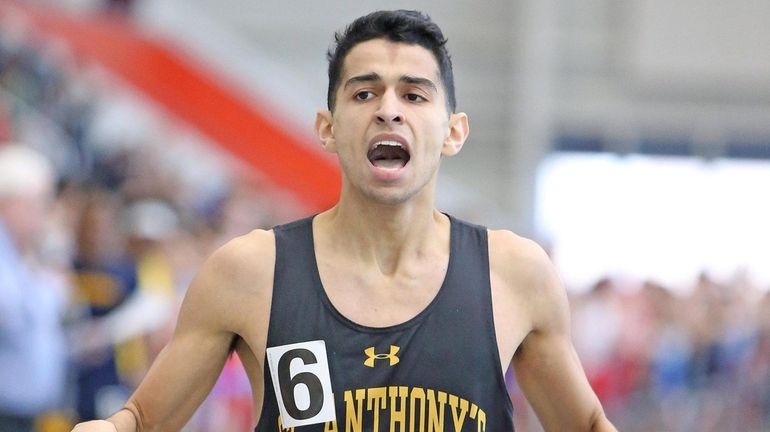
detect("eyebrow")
[401,75,438,93]
[343,73,438,93]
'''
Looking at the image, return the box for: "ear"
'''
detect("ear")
[442,112,469,156]
[315,110,337,153]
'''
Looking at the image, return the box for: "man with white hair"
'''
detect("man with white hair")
[0,143,68,432]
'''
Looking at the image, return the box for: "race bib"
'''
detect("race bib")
[266,340,336,427]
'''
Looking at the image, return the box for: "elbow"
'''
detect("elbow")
[123,401,147,432]
[588,409,617,432]
[126,398,186,432]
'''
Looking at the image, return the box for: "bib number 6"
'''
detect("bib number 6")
[266,340,336,427]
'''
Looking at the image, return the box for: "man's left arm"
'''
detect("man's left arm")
[498,234,616,432]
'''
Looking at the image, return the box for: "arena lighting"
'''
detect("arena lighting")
[535,152,770,292]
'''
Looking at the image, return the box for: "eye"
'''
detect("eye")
[405,93,426,102]
[355,90,375,101]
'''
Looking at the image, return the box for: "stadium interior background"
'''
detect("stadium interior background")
[1,0,769,430]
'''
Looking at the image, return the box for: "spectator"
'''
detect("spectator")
[69,193,179,421]
[69,188,137,422]
[0,143,69,432]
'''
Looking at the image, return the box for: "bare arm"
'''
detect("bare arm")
[71,230,274,432]
[71,262,234,432]
[492,232,616,432]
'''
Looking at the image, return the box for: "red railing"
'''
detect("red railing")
[0,1,340,211]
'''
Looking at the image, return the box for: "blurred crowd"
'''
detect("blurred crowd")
[1,9,769,432]
[0,16,297,432]
[554,275,767,432]
[509,272,770,432]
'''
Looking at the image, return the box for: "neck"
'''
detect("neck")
[315,197,448,276]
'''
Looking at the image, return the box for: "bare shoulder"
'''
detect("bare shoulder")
[488,228,555,293]
[201,229,276,291]
[487,229,568,331]
[179,229,276,334]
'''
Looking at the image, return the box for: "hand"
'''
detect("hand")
[71,420,118,432]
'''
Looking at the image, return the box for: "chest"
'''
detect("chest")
[315,255,448,328]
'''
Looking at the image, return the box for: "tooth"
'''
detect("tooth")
[375,140,402,148]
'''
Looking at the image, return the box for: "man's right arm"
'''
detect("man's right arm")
[71,230,275,432]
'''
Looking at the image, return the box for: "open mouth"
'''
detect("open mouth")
[367,140,411,169]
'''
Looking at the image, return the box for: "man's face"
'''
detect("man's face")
[317,38,467,205]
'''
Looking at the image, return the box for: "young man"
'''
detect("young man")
[73,10,616,432]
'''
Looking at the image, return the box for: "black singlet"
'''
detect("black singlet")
[254,215,514,431]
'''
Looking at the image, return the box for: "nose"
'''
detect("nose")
[374,91,403,125]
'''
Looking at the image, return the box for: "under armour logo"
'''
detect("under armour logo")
[364,345,400,367]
